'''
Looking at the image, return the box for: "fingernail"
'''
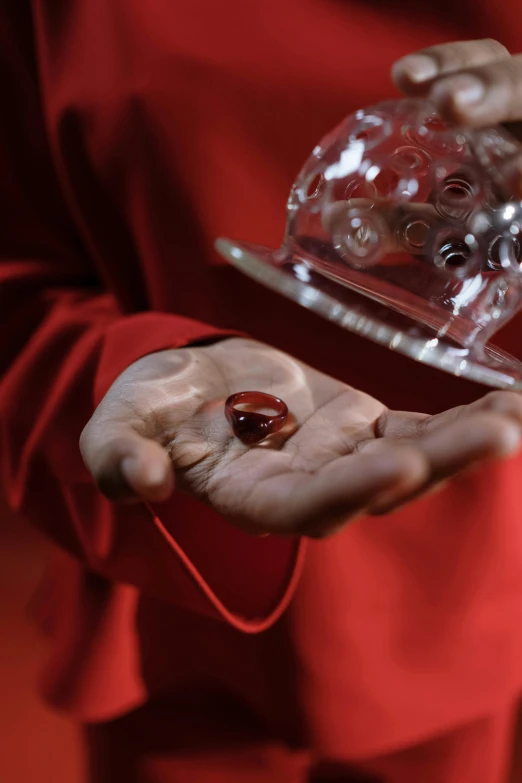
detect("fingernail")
[394,55,438,84]
[433,75,485,110]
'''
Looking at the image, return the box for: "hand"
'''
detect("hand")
[326,39,522,240]
[80,338,522,537]
[392,38,522,195]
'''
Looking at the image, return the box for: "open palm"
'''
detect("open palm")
[80,337,522,538]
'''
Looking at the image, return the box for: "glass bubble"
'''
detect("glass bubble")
[217,99,522,390]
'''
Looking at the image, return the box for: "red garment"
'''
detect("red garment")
[84,696,520,783]
[2,0,522,773]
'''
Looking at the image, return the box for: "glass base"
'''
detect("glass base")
[215,237,522,390]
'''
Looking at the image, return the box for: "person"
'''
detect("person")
[2,1,522,781]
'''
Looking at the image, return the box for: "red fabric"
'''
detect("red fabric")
[0,0,304,654]
[84,697,518,783]
[2,0,522,765]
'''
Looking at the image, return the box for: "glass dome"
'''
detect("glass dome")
[216,98,522,389]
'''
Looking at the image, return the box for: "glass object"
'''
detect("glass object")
[216,99,522,390]
[225,391,289,444]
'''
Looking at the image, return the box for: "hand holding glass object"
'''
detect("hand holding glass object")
[216,99,522,389]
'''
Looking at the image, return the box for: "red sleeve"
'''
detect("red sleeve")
[0,3,304,632]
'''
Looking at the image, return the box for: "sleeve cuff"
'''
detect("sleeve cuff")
[147,499,307,633]
[92,312,304,632]
[94,312,242,405]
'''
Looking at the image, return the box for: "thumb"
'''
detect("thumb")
[80,422,174,503]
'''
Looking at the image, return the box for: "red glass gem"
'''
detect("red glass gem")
[224,391,289,445]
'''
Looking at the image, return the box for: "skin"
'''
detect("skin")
[81,40,522,538]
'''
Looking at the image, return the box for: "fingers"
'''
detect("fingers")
[236,391,522,537]
[80,422,174,503]
[251,446,430,537]
[429,56,522,126]
[292,398,522,530]
[392,39,509,93]
[470,389,522,423]
[417,411,521,470]
[382,390,522,438]
[367,408,522,515]
[393,40,522,129]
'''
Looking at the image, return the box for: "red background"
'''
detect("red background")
[0,501,82,783]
